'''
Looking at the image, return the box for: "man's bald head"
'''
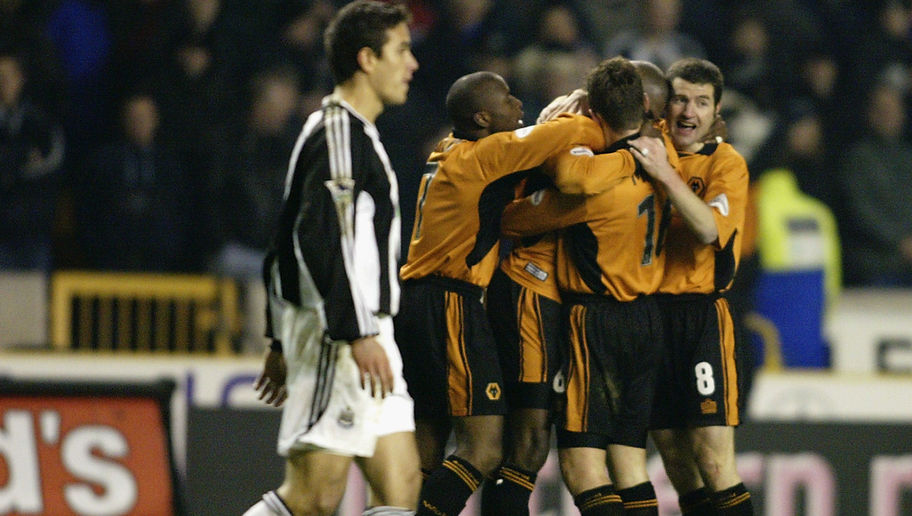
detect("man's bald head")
[446,71,522,139]
[632,60,669,118]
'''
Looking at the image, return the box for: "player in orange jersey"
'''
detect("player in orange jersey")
[500,56,679,516]
[397,67,657,516]
[629,57,754,516]
[482,58,676,516]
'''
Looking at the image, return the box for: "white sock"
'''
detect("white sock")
[243,491,293,516]
[362,507,415,516]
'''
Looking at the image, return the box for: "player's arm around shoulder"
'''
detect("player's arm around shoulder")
[473,114,606,182]
[547,145,637,195]
[501,186,589,239]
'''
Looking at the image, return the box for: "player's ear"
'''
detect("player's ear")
[473,110,490,129]
[356,46,376,74]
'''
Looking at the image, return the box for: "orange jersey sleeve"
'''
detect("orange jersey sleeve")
[547,125,680,195]
[400,114,605,287]
[470,114,606,183]
[660,142,749,294]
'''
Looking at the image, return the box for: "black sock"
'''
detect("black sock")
[573,484,625,516]
[617,482,658,515]
[480,464,537,516]
[679,487,714,515]
[416,455,483,516]
[711,483,753,515]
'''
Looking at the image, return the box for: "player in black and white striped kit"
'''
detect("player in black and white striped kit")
[244,2,420,516]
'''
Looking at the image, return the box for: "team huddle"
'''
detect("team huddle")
[245,1,752,516]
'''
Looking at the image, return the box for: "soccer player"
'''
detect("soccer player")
[629,57,754,515]
[499,56,677,516]
[244,2,421,516]
[394,69,628,516]
[481,58,675,516]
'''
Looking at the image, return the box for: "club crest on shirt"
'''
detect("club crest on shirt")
[485,383,502,401]
[688,177,705,196]
[338,406,355,428]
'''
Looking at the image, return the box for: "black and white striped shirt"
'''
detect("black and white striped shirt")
[264,95,400,343]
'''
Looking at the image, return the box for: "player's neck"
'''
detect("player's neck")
[605,127,640,147]
[333,79,383,123]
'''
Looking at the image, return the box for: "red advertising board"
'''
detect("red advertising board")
[0,380,179,516]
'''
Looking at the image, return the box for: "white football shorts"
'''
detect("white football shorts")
[275,303,414,458]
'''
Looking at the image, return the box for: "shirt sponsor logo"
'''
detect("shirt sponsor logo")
[524,262,549,281]
[570,146,594,156]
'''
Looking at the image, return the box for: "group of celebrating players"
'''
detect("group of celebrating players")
[245,2,753,516]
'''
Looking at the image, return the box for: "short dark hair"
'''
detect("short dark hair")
[666,58,724,105]
[586,56,644,132]
[632,60,669,118]
[324,1,411,84]
[445,71,501,133]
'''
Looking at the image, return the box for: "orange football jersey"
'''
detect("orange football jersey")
[658,141,749,294]
[501,136,671,301]
[501,129,680,302]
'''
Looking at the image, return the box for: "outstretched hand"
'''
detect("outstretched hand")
[351,335,394,398]
[538,88,589,123]
[705,115,727,143]
[254,347,288,407]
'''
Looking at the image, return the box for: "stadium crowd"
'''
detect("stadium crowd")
[2,0,911,288]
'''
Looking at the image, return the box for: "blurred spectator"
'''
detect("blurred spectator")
[779,106,832,206]
[0,52,65,271]
[837,83,912,286]
[512,3,599,124]
[786,47,847,153]
[569,0,643,52]
[45,0,112,155]
[208,67,303,279]
[0,0,67,116]
[604,0,706,72]
[257,0,335,96]
[847,0,912,138]
[165,0,263,92]
[719,9,791,113]
[155,30,242,178]
[106,0,178,100]
[718,89,775,166]
[412,0,529,119]
[76,93,192,272]
[753,168,841,367]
